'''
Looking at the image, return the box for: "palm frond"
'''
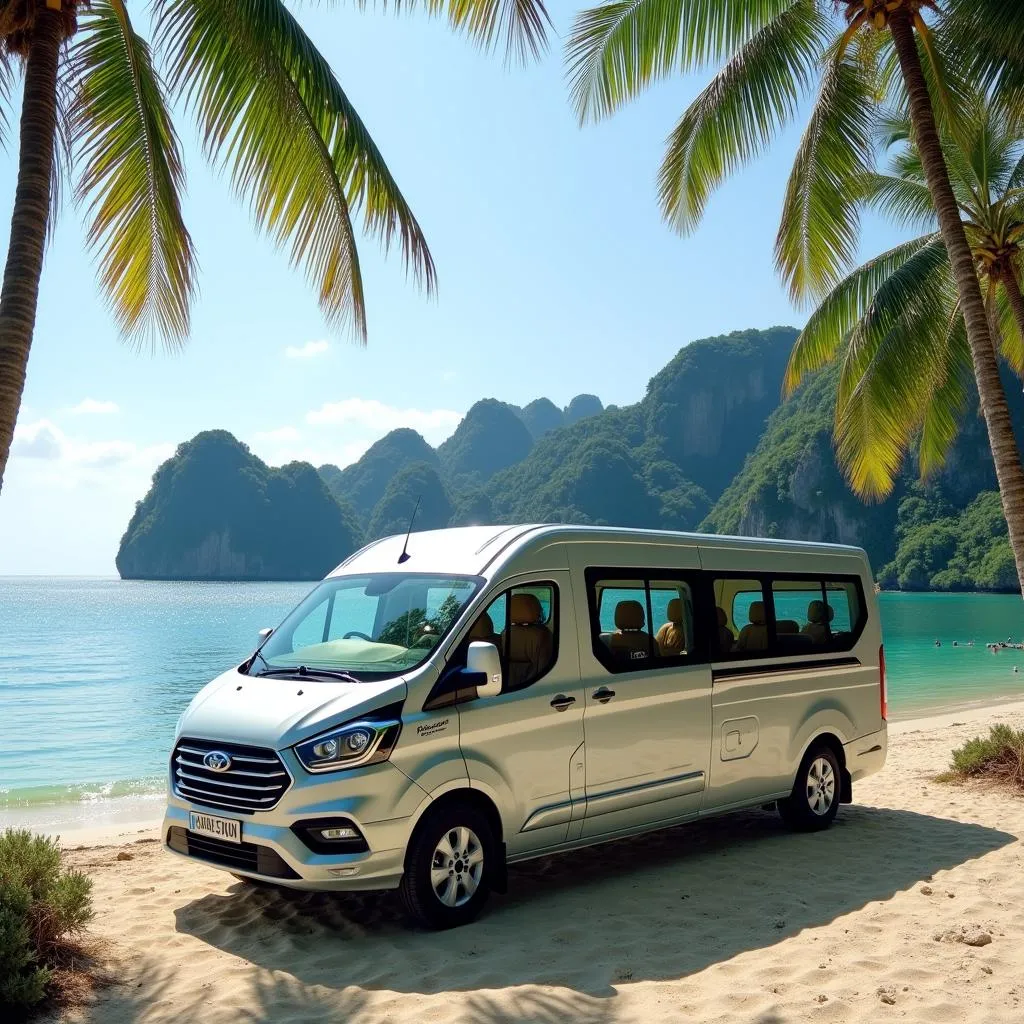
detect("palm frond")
[859,172,936,231]
[916,304,971,480]
[834,247,960,499]
[1007,151,1024,193]
[657,0,826,235]
[71,0,195,346]
[325,0,551,64]
[566,0,795,124]
[942,0,1024,111]
[155,0,435,339]
[784,233,941,395]
[0,50,15,151]
[775,50,876,303]
[996,275,1024,374]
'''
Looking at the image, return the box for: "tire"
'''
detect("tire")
[399,802,496,929]
[778,743,842,832]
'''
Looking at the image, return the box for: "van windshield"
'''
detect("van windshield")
[251,573,481,680]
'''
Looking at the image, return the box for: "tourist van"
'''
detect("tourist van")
[164,525,887,928]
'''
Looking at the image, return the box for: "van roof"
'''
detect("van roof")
[329,525,867,578]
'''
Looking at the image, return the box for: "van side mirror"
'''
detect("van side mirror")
[467,641,502,698]
[257,627,273,645]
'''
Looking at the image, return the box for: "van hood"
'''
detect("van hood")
[177,667,408,750]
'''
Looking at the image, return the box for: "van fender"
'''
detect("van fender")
[788,704,856,781]
[402,775,512,853]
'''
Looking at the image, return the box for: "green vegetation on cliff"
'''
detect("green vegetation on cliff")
[117,431,362,580]
[120,327,1021,589]
[879,491,1015,592]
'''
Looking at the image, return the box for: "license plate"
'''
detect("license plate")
[188,811,241,844]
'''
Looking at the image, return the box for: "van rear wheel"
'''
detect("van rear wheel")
[399,803,495,929]
[778,744,841,832]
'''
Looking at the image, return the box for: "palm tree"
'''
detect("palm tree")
[566,0,1024,592]
[785,98,1024,500]
[0,0,551,493]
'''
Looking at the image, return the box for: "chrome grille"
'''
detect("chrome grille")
[172,737,290,814]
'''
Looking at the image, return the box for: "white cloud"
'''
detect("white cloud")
[10,419,172,482]
[69,398,119,415]
[305,398,462,445]
[285,339,329,360]
[253,425,301,443]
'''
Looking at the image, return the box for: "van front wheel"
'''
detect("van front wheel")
[778,744,841,832]
[399,803,495,929]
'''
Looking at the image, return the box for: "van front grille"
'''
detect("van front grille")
[172,737,291,814]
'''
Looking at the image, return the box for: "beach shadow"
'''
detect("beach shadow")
[173,805,1016,999]
[57,956,372,1024]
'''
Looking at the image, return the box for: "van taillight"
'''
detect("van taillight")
[879,644,888,721]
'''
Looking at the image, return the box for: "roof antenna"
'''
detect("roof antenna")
[398,496,421,564]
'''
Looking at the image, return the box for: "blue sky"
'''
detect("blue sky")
[0,5,902,575]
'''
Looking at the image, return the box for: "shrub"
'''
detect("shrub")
[941,725,1024,790]
[0,830,93,1012]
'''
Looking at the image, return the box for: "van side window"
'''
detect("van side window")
[468,583,558,692]
[772,578,862,651]
[712,578,768,657]
[587,571,697,673]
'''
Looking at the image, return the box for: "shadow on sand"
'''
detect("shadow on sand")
[168,805,1014,999]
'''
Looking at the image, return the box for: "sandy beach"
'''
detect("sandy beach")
[43,700,1024,1024]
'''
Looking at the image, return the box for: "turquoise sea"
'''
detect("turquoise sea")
[1,578,1023,818]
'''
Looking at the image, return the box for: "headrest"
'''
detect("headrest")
[807,600,826,624]
[748,601,765,626]
[777,619,799,634]
[716,606,728,627]
[510,593,542,625]
[615,599,645,631]
[469,612,494,638]
[667,598,683,623]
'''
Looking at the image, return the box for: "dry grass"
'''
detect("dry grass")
[937,724,1024,790]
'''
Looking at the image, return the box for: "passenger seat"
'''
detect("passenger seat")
[607,600,653,662]
[655,598,687,656]
[802,600,834,645]
[468,611,500,648]
[504,594,553,690]
[716,607,735,653]
[735,601,768,652]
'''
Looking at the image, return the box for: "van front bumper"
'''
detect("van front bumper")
[162,757,424,892]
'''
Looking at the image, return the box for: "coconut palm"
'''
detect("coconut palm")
[0,0,551,492]
[566,0,1024,592]
[784,98,1024,500]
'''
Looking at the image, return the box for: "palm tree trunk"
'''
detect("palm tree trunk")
[1002,268,1024,345]
[0,7,63,495]
[891,13,1024,595]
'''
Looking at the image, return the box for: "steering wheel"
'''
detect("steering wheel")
[342,630,373,641]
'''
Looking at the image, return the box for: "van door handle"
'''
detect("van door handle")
[549,695,576,712]
[592,687,616,704]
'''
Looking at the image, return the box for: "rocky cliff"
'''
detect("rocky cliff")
[117,431,362,580]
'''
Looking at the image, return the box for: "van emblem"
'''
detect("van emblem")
[203,750,232,772]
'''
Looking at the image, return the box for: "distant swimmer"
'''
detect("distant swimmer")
[953,641,958,647]
[934,639,942,647]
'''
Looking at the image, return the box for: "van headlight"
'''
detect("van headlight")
[293,720,401,773]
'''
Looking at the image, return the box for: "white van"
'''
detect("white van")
[164,525,887,928]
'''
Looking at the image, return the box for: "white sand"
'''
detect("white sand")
[48,701,1024,1024]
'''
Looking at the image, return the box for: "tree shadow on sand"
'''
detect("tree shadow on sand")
[173,805,1015,998]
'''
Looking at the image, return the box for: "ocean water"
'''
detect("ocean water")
[1,578,1023,816]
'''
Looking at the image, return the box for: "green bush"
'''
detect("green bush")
[0,830,93,1012]
[941,725,1024,789]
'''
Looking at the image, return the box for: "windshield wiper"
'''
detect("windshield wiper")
[254,665,362,683]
